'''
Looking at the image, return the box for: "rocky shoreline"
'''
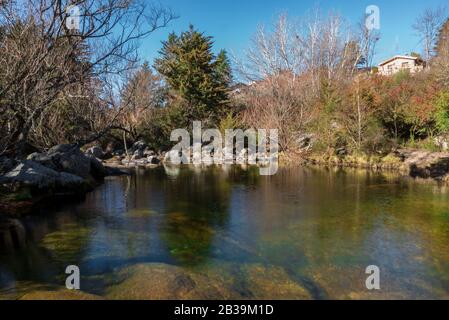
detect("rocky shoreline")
[0,143,133,252]
[0,144,130,214]
[302,149,449,183]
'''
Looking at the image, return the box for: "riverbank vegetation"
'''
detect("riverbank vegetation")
[231,11,449,161]
[1,2,449,172]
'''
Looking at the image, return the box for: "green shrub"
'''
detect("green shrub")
[435,91,449,134]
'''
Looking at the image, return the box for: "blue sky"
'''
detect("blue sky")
[139,0,447,69]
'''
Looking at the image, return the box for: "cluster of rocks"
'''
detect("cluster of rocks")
[102,141,162,167]
[103,140,276,168]
[0,144,128,209]
[394,149,449,182]
[164,147,276,166]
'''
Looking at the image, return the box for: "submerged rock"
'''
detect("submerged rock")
[0,278,101,300]
[306,265,449,300]
[40,224,93,264]
[19,288,102,300]
[105,262,312,300]
[196,262,312,300]
[239,264,312,299]
[106,263,230,300]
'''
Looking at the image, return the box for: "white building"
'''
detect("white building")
[378,55,424,76]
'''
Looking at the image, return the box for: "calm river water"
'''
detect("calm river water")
[1,165,449,299]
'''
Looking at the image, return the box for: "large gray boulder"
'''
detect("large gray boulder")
[46,144,92,178]
[88,155,108,180]
[27,152,56,170]
[30,144,108,180]
[0,160,85,190]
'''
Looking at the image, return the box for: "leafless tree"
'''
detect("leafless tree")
[235,11,364,90]
[238,72,316,152]
[357,17,380,69]
[413,6,448,64]
[233,11,371,152]
[119,63,164,141]
[238,14,305,81]
[0,0,176,156]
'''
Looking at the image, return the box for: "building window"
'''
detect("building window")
[387,65,393,74]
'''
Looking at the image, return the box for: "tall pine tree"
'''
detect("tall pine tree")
[214,50,233,85]
[154,25,231,127]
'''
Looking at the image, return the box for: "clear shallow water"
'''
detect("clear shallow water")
[1,165,449,299]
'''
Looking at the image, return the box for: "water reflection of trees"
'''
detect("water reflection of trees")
[160,166,237,266]
[156,165,262,265]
